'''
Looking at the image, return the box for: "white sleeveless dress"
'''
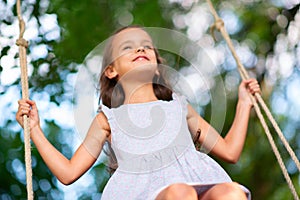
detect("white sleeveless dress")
[100,93,251,200]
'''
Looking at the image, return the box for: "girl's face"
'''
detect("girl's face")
[107,28,157,80]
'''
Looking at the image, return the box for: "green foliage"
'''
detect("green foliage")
[48,0,174,65]
[0,127,63,199]
[0,0,299,199]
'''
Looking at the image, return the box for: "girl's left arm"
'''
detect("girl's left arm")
[187,78,260,163]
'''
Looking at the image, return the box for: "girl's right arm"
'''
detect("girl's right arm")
[16,99,110,185]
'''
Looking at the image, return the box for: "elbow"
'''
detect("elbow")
[57,171,78,185]
[59,177,77,186]
[60,179,74,186]
[224,153,240,164]
[227,157,239,164]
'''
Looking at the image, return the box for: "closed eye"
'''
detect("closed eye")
[144,45,154,50]
[122,46,133,50]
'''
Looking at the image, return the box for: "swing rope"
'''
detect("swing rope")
[16,0,34,199]
[206,0,299,199]
[13,0,298,198]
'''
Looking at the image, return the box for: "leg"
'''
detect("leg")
[155,183,198,200]
[199,182,247,200]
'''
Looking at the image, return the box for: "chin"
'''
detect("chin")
[123,64,157,83]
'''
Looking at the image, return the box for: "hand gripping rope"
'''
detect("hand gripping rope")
[206,0,299,199]
[15,0,299,199]
[16,0,33,199]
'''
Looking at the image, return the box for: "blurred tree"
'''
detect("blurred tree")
[0,0,299,199]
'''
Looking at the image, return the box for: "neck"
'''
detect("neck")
[122,83,158,104]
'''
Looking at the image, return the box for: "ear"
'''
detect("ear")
[104,65,118,79]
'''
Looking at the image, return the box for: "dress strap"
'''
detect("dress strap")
[99,104,112,120]
[172,93,189,110]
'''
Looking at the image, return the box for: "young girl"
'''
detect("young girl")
[16,26,260,200]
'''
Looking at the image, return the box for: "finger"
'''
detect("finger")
[241,79,256,90]
[18,106,30,115]
[248,82,260,89]
[248,81,259,87]
[26,99,37,109]
[17,101,31,113]
[243,78,256,84]
[19,108,30,116]
[19,103,30,109]
[18,99,37,113]
[245,79,260,91]
[247,81,258,88]
[18,101,30,109]
[249,86,261,94]
[248,83,259,89]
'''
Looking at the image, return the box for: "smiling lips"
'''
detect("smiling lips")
[132,56,150,62]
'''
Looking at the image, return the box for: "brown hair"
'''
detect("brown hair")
[98,25,173,108]
[99,25,173,174]
[99,26,201,174]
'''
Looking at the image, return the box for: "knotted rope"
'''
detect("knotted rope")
[16,0,33,199]
[206,0,299,199]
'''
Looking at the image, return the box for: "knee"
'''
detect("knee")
[156,183,197,200]
[219,182,247,200]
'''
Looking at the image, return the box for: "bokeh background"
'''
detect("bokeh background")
[0,0,300,199]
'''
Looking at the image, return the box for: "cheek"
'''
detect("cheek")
[113,56,133,75]
[150,52,158,63]
[111,48,132,63]
[115,51,132,63]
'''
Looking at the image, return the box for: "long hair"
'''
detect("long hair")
[99,26,173,174]
[99,25,173,108]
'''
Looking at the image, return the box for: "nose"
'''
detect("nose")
[136,46,145,53]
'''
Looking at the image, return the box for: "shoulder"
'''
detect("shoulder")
[95,111,111,133]
[186,104,197,122]
[186,103,198,119]
[186,103,203,120]
[172,93,200,120]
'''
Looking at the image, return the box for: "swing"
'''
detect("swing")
[16,0,299,199]
[16,0,33,199]
[206,0,300,199]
